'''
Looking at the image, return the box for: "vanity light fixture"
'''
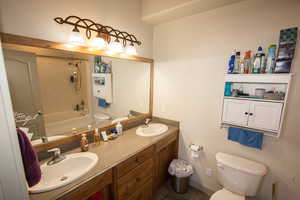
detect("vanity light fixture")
[90,32,108,50]
[68,27,85,46]
[108,38,124,53]
[54,15,141,55]
[124,43,137,56]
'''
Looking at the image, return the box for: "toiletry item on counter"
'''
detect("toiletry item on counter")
[224,82,232,96]
[234,51,241,73]
[227,50,236,74]
[94,128,101,145]
[266,45,277,73]
[101,131,108,142]
[116,122,123,136]
[275,27,298,73]
[255,88,266,98]
[253,46,264,73]
[80,134,89,152]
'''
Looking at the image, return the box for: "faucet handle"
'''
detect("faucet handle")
[145,118,152,125]
[48,148,61,156]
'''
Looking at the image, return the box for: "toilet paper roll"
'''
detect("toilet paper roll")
[190,144,202,152]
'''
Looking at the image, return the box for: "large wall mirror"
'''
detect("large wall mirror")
[1,40,152,150]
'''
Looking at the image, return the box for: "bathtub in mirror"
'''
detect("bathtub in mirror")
[2,42,151,148]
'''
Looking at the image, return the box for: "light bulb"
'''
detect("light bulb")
[68,27,85,46]
[125,44,137,56]
[90,34,108,50]
[108,39,124,53]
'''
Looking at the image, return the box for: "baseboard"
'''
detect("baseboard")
[189,179,215,197]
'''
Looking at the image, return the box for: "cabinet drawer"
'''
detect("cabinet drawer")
[127,179,152,200]
[116,146,154,178]
[155,132,178,153]
[57,169,113,200]
[117,158,153,200]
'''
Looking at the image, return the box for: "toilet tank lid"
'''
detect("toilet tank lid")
[216,152,267,176]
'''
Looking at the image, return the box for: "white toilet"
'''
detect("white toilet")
[210,152,267,200]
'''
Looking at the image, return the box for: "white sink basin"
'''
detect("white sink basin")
[29,152,98,193]
[136,123,168,137]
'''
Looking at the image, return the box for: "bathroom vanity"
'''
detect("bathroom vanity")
[29,122,179,200]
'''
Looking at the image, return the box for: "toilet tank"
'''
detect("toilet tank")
[216,152,267,196]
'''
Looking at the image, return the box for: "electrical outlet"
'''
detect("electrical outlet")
[206,168,213,177]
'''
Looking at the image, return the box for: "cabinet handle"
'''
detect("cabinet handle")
[249,113,253,116]
[135,157,139,162]
[245,112,248,115]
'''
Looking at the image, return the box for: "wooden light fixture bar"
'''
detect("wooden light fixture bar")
[54,15,142,46]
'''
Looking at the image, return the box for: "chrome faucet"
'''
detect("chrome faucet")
[144,118,152,126]
[47,148,65,166]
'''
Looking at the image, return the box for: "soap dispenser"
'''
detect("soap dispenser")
[80,134,89,152]
[116,122,123,136]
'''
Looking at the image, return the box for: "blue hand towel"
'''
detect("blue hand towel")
[228,127,263,149]
[98,98,110,108]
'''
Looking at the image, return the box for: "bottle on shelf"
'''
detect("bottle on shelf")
[265,45,277,73]
[244,50,252,74]
[227,50,236,74]
[234,51,241,74]
[252,46,264,73]
[239,58,245,74]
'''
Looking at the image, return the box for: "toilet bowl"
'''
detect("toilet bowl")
[210,189,244,200]
[210,152,267,200]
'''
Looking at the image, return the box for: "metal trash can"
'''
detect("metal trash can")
[171,175,191,193]
[168,159,193,194]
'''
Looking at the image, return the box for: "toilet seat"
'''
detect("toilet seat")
[210,189,245,200]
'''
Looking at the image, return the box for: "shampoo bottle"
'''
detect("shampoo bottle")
[234,51,241,73]
[227,50,236,74]
[253,47,264,73]
[244,51,252,74]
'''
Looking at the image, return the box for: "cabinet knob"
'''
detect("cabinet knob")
[249,113,253,116]
[245,112,248,115]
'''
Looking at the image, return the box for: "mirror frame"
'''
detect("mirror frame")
[0,32,154,152]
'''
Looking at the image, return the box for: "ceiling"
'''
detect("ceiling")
[142,0,247,25]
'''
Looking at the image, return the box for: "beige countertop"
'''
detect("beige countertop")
[30,123,179,200]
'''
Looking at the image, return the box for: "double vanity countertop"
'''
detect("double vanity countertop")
[30,122,179,200]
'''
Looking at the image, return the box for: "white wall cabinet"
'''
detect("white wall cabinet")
[222,99,283,132]
[222,74,292,137]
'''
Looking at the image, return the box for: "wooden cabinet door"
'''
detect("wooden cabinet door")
[127,179,152,200]
[157,141,176,188]
[248,101,283,131]
[222,99,250,126]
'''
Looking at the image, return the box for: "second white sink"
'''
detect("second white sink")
[29,152,98,193]
[136,123,168,137]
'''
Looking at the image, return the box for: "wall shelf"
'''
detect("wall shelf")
[224,73,293,84]
[224,96,284,103]
[221,73,293,138]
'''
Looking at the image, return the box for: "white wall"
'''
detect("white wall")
[0,0,153,58]
[153,0,300,199]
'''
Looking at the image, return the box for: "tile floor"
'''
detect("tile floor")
[155,181,210,200]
